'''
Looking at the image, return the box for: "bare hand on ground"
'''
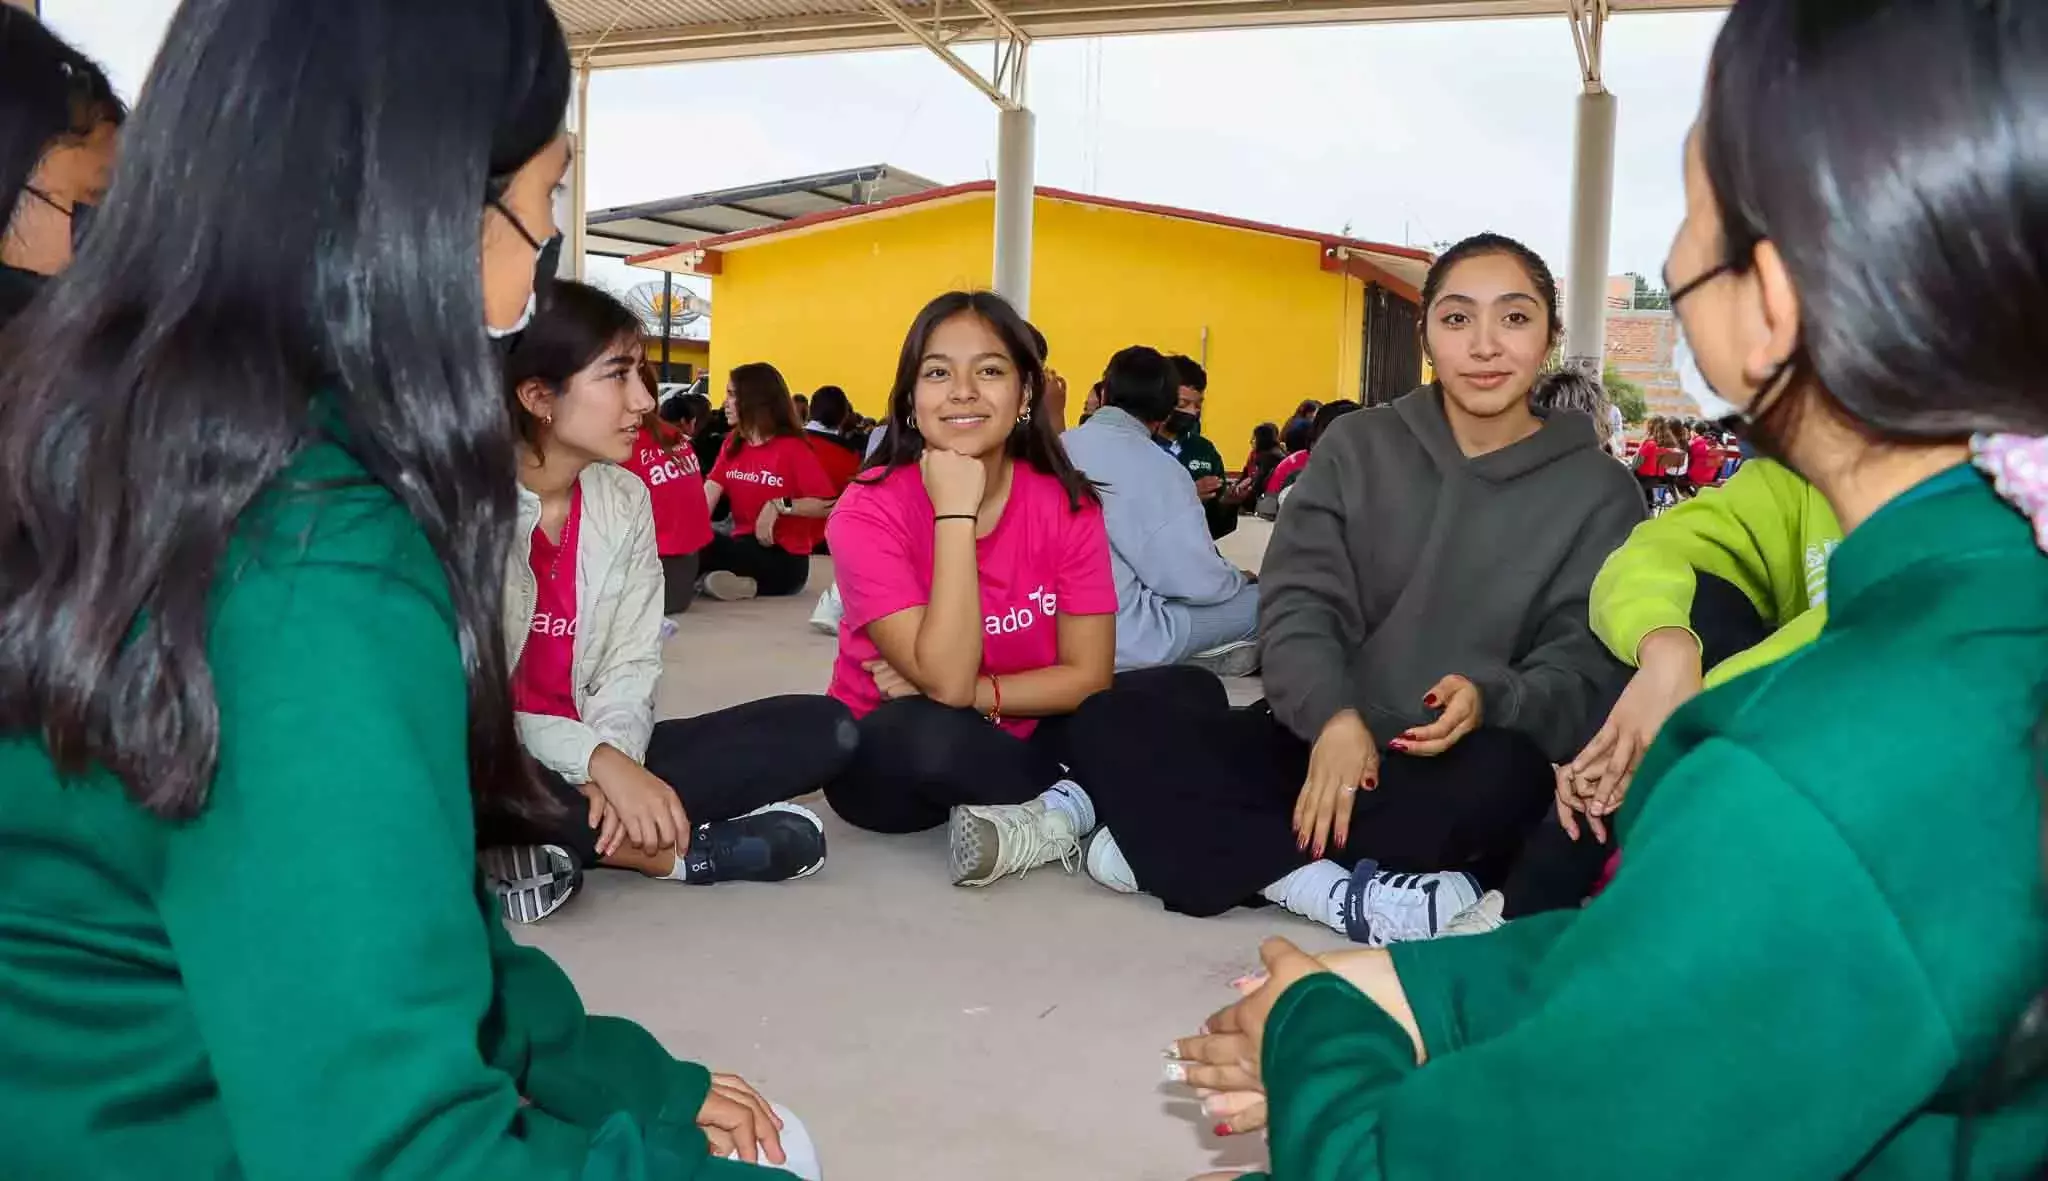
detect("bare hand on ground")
[697,1073,786,1166]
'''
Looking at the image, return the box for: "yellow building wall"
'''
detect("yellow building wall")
[641,337,709,381]
[702,193,1367,468]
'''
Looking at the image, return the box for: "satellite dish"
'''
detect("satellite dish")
[625,281,709,337]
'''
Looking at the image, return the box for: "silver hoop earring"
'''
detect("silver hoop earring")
[1019,406,1033,424]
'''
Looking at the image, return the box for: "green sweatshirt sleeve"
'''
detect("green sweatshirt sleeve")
[1590,459,1818,665]
[1254,740,1955,1180]
[153,490,727,1180]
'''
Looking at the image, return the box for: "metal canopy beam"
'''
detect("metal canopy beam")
[559,0,1724,69]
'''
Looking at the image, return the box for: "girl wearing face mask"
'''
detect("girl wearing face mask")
[0,4,822,1176]
[479,280,854,925]
[698,363,838,601]
[0,11,123,331]
[821,290,1119,888]
[1174,3,2048,1175]
[1066,234,1642,947]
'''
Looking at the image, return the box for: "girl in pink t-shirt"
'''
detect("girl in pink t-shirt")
[482,282,856,932]
[823,291,1119,887]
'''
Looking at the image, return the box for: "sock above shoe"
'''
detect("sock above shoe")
[1037,779,1096,834]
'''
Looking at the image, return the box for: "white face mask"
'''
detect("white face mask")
[1673,335,1745,423]
[486,290,537,340]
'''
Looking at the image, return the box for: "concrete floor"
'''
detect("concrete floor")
[512,520,1348,1180]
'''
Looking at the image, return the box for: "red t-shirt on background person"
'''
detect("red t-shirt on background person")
[1686,434,1721,485]
[1265,449,1310,494]
[710,434,837,554]
[826,463,1117,740]
[622,427,714,557]
[1634,439,1665,477]
[511,484,583,722]
[804,429,863,496]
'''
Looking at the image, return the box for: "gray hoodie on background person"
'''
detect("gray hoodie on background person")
[1063,405,1253,669]
[1258,384,1644,762]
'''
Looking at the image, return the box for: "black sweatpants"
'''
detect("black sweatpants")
[1065,665,1595,918]
[486,694,858,867]
[823,697,1077,834]
[700,533,811,597]
[661,551,700,615]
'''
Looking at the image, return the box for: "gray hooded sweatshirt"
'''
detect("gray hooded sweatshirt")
[1258,385,1644,762]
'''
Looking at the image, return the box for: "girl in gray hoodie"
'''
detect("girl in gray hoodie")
[1069,234,1643,945]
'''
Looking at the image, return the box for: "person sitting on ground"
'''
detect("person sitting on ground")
[1230,421,1287,508]
[1530,369,1616,453]
[1066,232,1641,947]
[0,11,122,332]
[1174,7,2048,1170]
[622,356,716,615]
[480,282,854,923]
[802,383,864,496]
[0,2,822,1175]
[700,362,837,600]
[1257,399,1360,517]
[821,290,1117,888]
[1160,355,1237,540]
[1281,398,1321,455]
[1062,344,1261,677]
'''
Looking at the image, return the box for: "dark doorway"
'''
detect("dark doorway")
[1361,284,1422,406]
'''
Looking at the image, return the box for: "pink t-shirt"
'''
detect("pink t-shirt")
[825,462,1116,738]
[511,484,582,721]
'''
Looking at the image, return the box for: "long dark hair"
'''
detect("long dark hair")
[721,361,804,461]
[861,290,1099,510]
[0,0,570,819]
[1702,0,2048,1136]
[0,11,124,248]
[504,278,643,456]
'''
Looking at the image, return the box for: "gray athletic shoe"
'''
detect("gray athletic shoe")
[1186,639,1260,678]
[480,844,581,925]
[1442,889,1508,937]
[948,799,1082,887]
[698,571,758,601]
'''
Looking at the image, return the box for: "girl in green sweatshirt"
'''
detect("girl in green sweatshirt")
[1171,2,2048,1175]
[0,3,808,1177]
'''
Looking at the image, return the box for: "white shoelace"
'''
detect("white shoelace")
[983,804,1082,880]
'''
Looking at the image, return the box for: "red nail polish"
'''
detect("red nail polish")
[1365,777,1377,789]
[1213,1123,1233,1138]
[1389,740,1408,752]
[1424,694,1439,707]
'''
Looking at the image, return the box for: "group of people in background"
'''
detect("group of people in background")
[3,2,2047,1180]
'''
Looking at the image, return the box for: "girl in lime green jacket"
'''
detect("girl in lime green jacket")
[1172,3,2048,1177]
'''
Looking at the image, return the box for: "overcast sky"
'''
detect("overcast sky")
[45,0,1722,301]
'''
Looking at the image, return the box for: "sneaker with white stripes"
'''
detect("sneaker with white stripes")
[1340,859,1480,947]
[480,843,581,925]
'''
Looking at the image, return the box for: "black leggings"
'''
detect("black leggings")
[1066,666,1591,917]
[700,533,811,597]
[486,695,858,867]
[661,551,700,615]
[824,697,1077,834]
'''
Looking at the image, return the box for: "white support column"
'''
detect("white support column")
[1562,89,1616,377]
[554,63,591,282]
[993,106,1036,315]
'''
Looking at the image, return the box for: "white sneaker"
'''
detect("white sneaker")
[948,799,1082,887]
[808,583,844,635]
[1084,828,1140,894]
[698,571,758,601]
[1441,889,1507,938]
[1186,639,1260,678]
[1340,860,1480,947]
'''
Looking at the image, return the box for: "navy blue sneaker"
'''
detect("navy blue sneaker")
[680,803,828,884]
[1341,858,1479,947]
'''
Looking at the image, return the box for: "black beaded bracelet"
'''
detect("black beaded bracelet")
[934,514,978,523]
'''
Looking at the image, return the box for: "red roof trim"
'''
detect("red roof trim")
[623,180,1434,272]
